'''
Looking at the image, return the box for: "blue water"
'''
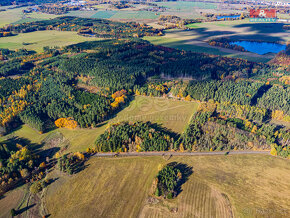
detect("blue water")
[217,15,241,20]
[229,41,286,55]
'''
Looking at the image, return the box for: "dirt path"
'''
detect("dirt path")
[93,150,269,158]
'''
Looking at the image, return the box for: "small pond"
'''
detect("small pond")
[229,41,286,55]
[217,15,241,20]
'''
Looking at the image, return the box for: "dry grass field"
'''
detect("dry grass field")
[45,154,290,218]
[0,187,24,218]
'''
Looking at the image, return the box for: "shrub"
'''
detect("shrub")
[30,180,46,194]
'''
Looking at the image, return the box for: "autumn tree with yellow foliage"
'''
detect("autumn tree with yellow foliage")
[55,117,78,129]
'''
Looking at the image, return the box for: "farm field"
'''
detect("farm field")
[45,154,290,218]
[109,96,199,133]
[0,7,24,27]
[0,31,100,52]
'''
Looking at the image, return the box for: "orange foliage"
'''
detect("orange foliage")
[55,117,78,129]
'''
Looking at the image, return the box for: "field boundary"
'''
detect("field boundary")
[93,150,270,158]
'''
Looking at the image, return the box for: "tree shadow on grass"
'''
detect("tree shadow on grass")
[72,162,90,174]
[15,203,36,216]
[167,162,193,197]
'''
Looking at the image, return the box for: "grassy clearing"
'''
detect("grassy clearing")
[0,187,24,218]
[0,31,100,52]
[45,154,290,218]
[110,96,199,133]
[225,53,273,63]
[0,124,106,153]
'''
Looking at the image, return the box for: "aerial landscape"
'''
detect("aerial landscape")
[0,0,289,217]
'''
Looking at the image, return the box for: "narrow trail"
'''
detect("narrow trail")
[93,150,270,158]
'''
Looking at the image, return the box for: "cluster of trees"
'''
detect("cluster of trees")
[134,82,169,97]
[0,143,36,193]
[158,15,201,29]
[21,74,113,130]
[1,17,160,39]
[178,104,289,157]
[257,85,290,115]
[0,78,29,99]
[36,5,82,15]
[0,31,13,37]
[19,107,45,133]
[0,84,33,128]
[0,58,34,76]
[217,102,267,123]
[95,122,175,152]
[155,164,182,199]
[0,48,35,61]
[57,152,85,175]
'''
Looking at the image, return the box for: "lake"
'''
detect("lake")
[230,41,286,55]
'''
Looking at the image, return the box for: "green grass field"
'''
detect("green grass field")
[44,154,290,218]
[110,96,198,133]
[0,31,100,52]
[0,124,106,154]
[0,8,24,27]
[90,10,117,19]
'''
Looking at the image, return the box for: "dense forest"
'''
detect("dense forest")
[184,80,289,122]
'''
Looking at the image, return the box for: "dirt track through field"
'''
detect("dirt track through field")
[93,150,270,158]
